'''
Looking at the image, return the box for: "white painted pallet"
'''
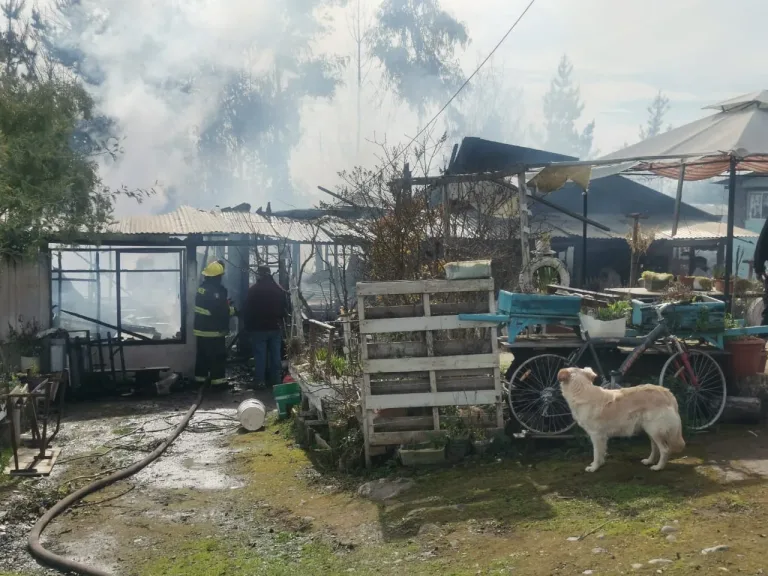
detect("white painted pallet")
[356,277,502,467]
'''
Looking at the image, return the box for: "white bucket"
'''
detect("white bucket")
[237,398,266,431]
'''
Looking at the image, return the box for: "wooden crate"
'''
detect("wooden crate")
[357,278,503,467]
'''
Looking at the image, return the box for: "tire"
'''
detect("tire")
[508,354,576,435]
[659,350,727,431]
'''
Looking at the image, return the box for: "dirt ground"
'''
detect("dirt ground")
[2,381,768,576]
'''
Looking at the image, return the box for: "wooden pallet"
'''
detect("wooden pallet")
[4,447,62,477]
[357,278,503,467]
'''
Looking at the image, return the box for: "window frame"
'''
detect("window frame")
[51,246,187,345]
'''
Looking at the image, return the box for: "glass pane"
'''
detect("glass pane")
[119,251,181,271]
[55,250,114,272]
[53,271,118,339]
[119,271,182,341]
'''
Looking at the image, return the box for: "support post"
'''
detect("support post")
[517,173,531,285]
[671,164,686,237]
[724,156,738,302]
[581,190,588,288]
[442,183,450,259]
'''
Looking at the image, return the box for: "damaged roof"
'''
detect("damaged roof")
[106,205,338,243]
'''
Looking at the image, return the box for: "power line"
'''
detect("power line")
[347,0,538,196]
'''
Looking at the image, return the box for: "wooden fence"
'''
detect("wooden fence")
[357,278,502,467]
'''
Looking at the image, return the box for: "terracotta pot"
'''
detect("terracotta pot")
[679,276,695,288]
[725,337,767,379]
[714,278,735,293]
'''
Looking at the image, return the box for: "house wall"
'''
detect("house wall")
[0,254,51,340]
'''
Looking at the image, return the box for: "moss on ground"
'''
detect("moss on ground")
[133,417,768,575]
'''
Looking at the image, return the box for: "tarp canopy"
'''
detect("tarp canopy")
[595,91,768,181]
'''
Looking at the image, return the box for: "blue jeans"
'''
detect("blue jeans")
[251,330,281,387]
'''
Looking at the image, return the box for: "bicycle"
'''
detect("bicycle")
[507,311,727,436]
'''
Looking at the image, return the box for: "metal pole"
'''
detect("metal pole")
[517,173,531,283]
[724,156,737,302]
[581,190,588,288]
[671,164,686,237]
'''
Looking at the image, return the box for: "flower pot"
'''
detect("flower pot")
[399,445,446,467]
[445,438,470,462]
[725,337,767,379]
[714,279,734,294]
[20,356,39,373]
[647,279,671,292]
[679,276,695,288]
[579,314,627,340]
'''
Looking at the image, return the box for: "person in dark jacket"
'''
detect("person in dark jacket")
[243,265,289,387]
[194,260,235,385]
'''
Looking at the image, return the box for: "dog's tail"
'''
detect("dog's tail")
[666,418,686,454]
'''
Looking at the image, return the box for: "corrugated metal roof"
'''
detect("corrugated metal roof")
[540,213,758,241]
[107,205,335,243]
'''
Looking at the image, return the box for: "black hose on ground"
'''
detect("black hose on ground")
[28,385,208,576]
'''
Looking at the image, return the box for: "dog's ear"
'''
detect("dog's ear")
[583,367,598,382]
[557,368,571,383]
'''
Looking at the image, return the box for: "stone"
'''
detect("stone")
[417,524,443,539]
[648,558,673,565]
[592,548,607,554]
[666,534,677,542]
[596,533,605,539]
[583,571,595,575]
[661,525,678,534]
[567,536,580,542]
[357,478,415,503]
[631,564,644,570]
[702,545,730,555]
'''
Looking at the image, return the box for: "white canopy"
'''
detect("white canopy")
[596,91,768,181]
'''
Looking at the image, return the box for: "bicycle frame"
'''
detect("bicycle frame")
[565,319,700,389]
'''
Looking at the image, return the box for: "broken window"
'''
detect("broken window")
[51,247,185,343]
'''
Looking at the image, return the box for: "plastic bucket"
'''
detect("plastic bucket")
[273,382,301,418]
[237,398,267,431]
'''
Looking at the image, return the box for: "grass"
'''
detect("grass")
[131,413,768,575]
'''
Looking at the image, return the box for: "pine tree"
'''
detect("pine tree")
[639,90,670,140]
[542,55,594,159]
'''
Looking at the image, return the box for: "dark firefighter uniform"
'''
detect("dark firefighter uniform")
[194,260,235,385]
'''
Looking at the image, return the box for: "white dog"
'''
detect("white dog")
[556,367,685,472]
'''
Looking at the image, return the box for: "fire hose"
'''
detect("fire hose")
[28,384,207,576]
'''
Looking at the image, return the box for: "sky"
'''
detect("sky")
[50,0,768,215]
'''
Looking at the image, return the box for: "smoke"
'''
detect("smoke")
[41,0,308,214]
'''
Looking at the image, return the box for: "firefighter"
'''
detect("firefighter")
[193,260,235,385]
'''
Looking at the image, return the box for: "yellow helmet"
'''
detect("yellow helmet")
[202,260,225,277]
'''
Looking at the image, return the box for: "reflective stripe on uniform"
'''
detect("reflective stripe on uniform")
[229,306,235,316]
[210,378,228,385]
[194,306,212,316]
[194,330,226,337]
[195,376,207,382]
[197,287,206,295]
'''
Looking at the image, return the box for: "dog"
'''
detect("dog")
[556,367,685,472]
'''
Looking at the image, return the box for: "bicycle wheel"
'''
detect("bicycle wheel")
[659,350,727,430]
[508,354,576,435]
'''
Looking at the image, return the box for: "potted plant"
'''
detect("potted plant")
[7,316,42,373]
[693,277,713,291]
[579,300,631,339]
[641,271,673,292]
[712,266,735,293]
[678,275,695,288]
[723,314,767,379]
